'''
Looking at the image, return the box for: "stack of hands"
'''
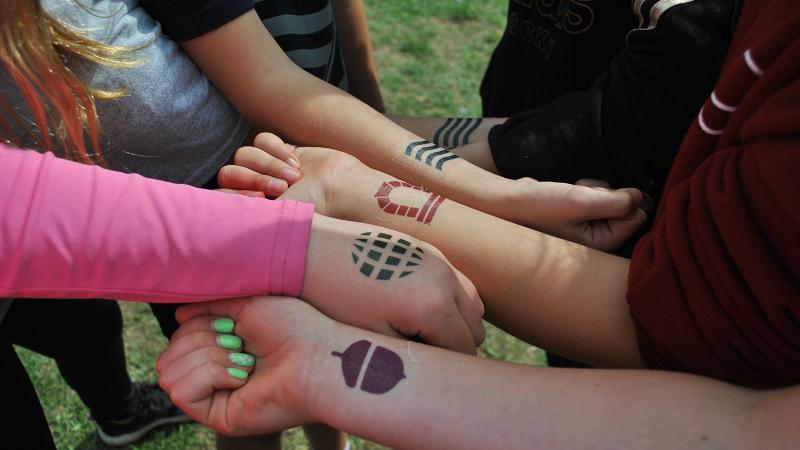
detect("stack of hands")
[156,132,652,439]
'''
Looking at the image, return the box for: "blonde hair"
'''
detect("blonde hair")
[0,0,136,164]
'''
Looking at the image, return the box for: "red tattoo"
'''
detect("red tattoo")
[374,181,445,225]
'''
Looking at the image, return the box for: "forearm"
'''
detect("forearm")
[0,147,312,302]
[388,116,504,149]
[312,323,758,450]
[181,12,515,216]
[331,0,384,112]
[387,116,503,172]
[333,163,640,367]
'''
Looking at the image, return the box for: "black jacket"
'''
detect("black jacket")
[487,0,739,202]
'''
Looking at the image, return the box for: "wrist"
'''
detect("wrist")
[304,321,353,424]
[301,214,354,300]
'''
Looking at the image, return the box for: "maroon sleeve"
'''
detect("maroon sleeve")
[626,34,800,389]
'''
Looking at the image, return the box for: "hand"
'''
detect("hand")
[244,132,647,252]
[218,134,485,353]
[157,297,331,436]
[304,214,485,354]
[503,176,649,252]
[216,133,302,198]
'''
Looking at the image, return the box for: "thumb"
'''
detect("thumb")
[595,209,648,252]
[577,187,644,221]
[175,297,255,324]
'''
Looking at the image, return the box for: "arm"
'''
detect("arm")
[387,116,504,172]
[387,116,504,149]
[178,11,560,229]
[0,146,483,352]
[160,297,797,450]
[249,142,644,367]
[330,0,385,112]
[320,153,643,368]
[0,146,312,303]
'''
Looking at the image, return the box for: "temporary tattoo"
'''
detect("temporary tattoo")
[332,340,406,394]
[432,118,483,148]
[404,140,459,171]
[351,232,424,280]
[374,181,445,225]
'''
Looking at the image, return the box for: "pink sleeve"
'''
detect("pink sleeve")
[0,146,314,302]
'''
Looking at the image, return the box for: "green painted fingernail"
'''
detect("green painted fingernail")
[227,367,249,380]
[217,334,242,350]
[213,318,235,333]
[229,352,255,367]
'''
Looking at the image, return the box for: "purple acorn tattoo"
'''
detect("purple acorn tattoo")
[332,340,406,394]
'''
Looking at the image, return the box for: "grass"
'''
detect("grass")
[17,1,546,448]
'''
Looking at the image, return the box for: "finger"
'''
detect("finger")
[159,328,242,371]
[163,359,248,428]
[601,209,648,251]
[452,268,486,346]
[217,165,289,197]
[253,132,301,169]
[176,297,276,324]
[215,188,267,198]
[571,186,643,221]
[234,146,301,182]
[159,343,254,391]
[575,178,610,189]
[170,315,237,343]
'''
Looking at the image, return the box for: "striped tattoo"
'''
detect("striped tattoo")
[432,117,482,148]
[404,140,459,171]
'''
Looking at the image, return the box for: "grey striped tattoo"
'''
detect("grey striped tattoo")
[432,118,482,148]
[404,140,459,171]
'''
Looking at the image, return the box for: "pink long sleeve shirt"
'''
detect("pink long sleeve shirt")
[0,146,314,302]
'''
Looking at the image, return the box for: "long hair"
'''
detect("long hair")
[0,0,136,164]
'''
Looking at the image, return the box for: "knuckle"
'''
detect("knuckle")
[217,166,234,185]
[251,173,271,192]
[232,147,254,166]
[264,156,285,173]
[169,384,189,409]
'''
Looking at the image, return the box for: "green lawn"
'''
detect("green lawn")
[17,1,545,448]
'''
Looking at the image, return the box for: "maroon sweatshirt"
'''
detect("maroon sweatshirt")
[627,0,800,389]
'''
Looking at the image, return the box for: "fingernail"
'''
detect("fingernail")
[227,367,249,380]
[212,318,235,334]
[229,352,255,367]
[280,167,301,182]
[268,178,288,193]
[217,334,242,350]
[286,157,301,169]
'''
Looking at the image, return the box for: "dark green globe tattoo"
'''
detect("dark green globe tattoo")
[351,232,424,280]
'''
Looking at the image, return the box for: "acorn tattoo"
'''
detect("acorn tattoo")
[331,340,406,395]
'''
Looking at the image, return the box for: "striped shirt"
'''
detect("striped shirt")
[255,0,348,90]
[141,0,349,90]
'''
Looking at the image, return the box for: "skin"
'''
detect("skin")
[331,0,385,112]
[388,116,506,173]
[220,134,650,253]
[179,12,647,250]
[296,214,485,354]
[220,134,645,366]
[157,297,800,450]
[389,116,502,147]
